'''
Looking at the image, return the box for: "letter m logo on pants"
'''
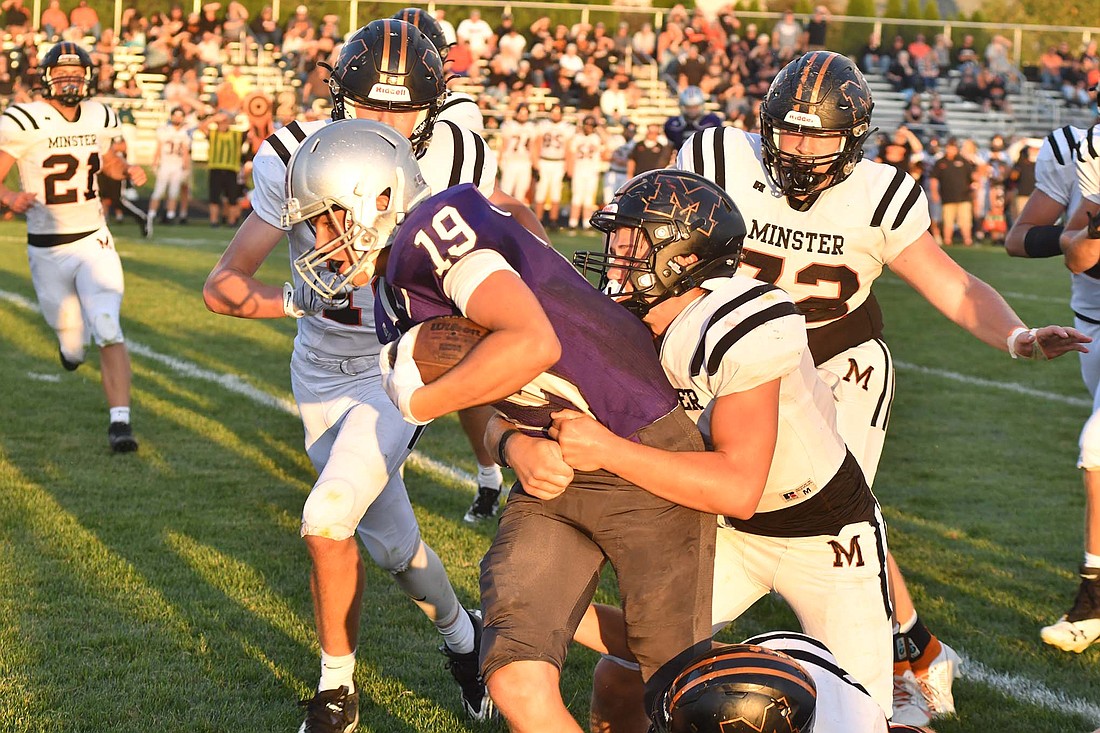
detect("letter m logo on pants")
[829,536,865,568]
[843,358,874,391]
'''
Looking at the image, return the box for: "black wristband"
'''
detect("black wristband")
[1023,225,1064,258]
[496,429,520,469]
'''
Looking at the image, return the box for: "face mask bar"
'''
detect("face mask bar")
[45,67,90,106]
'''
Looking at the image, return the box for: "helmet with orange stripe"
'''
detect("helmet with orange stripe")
[760,51,875,201]
[41,42,94,107]
[325,19,447,155]
[651,643,817,733]
[391,7,452,60]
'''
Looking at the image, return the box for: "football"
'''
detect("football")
[403,316,490,383]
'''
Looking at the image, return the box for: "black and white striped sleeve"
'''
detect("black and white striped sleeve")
[1035,125,1079,206]
[690,283,805,394]
[421,120,497,197]
[0,104,36,156]
[675,126,733,192]
[872,166,931,259]
[1076,124,1100,204]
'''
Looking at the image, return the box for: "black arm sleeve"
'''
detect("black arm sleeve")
[1023,225,1064,258]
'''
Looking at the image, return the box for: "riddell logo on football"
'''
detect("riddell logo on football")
[369,84,412,101]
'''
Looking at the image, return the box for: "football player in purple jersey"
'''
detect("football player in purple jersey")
[282,119,718,733]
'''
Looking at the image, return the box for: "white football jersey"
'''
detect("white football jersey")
[745,632,889,733]
[1076,124,1100,204]
[0,99,119,235]
[437,91,483,133]
[537,119,574,161]
[677,127,930,331]
[155,123,193,167]
[570,131,604,167]
[499,118,536,159]
[659,275,847,513]
[1036,124,1100,320]
[251,114,498,358]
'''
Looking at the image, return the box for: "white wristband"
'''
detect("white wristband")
[1007,326,1041,359]
[282,282,304,319]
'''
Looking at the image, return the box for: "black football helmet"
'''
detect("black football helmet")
[651,644,818,733]
[326,19,447,154]
[41,42,93,106]
[577,169,746,318]
[760,51,875,201]
[391,7,452,59]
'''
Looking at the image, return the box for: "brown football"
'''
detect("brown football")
[409,316,490,383]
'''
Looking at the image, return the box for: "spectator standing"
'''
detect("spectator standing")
[771,10,802,62]
[40,0,68,39]
[456,9,494,62]
[434,8,456,45]
[497,23,526,74]
[627,124,672,177]
[2,0,31,33]
[931,138,977,246]
[69,0,100,37]
[1008,140,1039,224]
[804,5,829,52]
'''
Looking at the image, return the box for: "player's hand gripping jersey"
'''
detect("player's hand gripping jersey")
[378,184,679,438]
[0,99,120,236]
[677,127,930,363]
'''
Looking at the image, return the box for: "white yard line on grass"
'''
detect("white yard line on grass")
[2,287,1098,724]
[895,361,1092,408]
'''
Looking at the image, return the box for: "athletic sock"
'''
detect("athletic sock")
[906,615,942,673]
[436,605,475,655]
[109,406,131,424]
[477,463,502,489]
[318,650,356,693]
[1084,552,1100,570]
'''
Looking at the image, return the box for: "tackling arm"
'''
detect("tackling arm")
[548,379,780,517]
[202,212,288,318]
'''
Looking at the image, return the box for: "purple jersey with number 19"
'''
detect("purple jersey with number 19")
[378,183,678,438]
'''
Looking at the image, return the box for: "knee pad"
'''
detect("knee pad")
[89,310,124,346]
[300,478,360,541]
[1079,411,1100,469]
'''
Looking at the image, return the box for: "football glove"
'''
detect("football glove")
[379,329,432,426]
[282,279,350,318]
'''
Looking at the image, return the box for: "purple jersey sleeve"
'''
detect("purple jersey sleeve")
[384,184,679,439]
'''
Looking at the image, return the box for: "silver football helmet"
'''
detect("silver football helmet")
[282,119,431,297]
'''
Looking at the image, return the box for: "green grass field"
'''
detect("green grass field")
[0,218,1098,732]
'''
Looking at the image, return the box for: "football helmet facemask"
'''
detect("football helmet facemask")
[651,644,818,733]
[325,19,447,155]
[760,51,875,201]
[391,7,452,60]
[282,119,431,298]
[41,42,94,107]
[577,169,746,318]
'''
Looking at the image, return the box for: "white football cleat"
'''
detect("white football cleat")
[892,669,932,726]
[1041,566,1100,653]
[915,642,962,717]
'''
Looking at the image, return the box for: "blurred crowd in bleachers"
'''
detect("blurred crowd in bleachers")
[0,0,1096,238]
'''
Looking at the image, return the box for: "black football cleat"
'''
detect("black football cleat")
[59,348,83,372]
[297,685,359,733]
[108,422,139,453]
[440,609,495,720]
[463,484,502,524]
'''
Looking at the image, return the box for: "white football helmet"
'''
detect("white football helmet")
[283,119,431,297]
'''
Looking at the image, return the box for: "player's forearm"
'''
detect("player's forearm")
[946,274,1027,352]
[411,329,561,420]
[596,438,766,517]
[202,268,287,318]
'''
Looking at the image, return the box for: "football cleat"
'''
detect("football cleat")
[297,685,359,733]
[107,421,138,453]
[914,642,962,717]
[891,669,932,727]
[1041,565,1100,653]
[463,484,502,524]
[59,348,83,372]
[440,609,495,720]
